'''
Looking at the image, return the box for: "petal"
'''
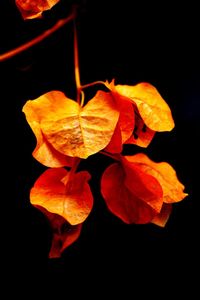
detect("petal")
[151,204,172,227]
[101,161,163,224]
[30,168,93,225]
[104,86,135,152]
[104,123,122,153]
[115,95,135,143]
[36,207,82,258]
[122,157,163,213]
[39,90,119,159]
[22,93,74,167]
[107,81,175,132]
[126,153,188,203]
[15,0,60,19]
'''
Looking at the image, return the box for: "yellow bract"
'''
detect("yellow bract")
[23,90,119,160]
[107,81,175,132]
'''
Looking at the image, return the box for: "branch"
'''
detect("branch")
[0,11,76,62]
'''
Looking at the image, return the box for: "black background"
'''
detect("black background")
[1,0,199,296]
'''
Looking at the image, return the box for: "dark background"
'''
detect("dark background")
[1,0,199,296]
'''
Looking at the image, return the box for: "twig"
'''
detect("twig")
[0,11,76,62]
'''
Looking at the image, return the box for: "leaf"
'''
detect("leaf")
[15,0,60,19]
[23,90,119,159]
[30,168,93,225]
[22,96,74,168]
[101,157,163,224]
[106,81,174,136]
[151,204,172,227]
[37,207,82,258]
[125,153,188,203]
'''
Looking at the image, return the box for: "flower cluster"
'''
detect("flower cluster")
[16,0,187,258]
[23,81,187,258]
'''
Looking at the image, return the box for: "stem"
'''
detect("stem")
[0,12,76,62]
[73,20,81,104]
[81,80,106,90]
[62,157,81,186]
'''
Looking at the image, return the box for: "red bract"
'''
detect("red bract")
[30,168,93,225]
[15,0,60,19]
[37,207,82,258]
[101,154,187,225]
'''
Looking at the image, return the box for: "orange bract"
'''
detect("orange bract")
[23,90,119,160]
[101,159,163,224]
[126,153,188,203]
[108,81,175,131]
[105,80,175,148]
[15,0,60,19]
[30,168,93,225]
[37,207,82,258]
[22,92,74,168]
[101,154,187,226]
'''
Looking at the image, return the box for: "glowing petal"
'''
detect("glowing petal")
[101,159,163,224]
[23,90,119,159]
[23,93,74,167]
[30,168,93,225]
[125,153,188,203]
[107,80,174,132]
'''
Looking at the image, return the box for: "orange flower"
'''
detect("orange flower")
[22,90,119,165]
[101,153,187,226]
[15,0,60,19]
[105,81,175,151]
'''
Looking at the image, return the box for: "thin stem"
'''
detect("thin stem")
[73,20,81,104]
[81,80,106,90]
[0,11,76,62]
[80,91,85,107]
[62,157,81,186]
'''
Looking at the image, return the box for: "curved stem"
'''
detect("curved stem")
[81,80,106,90]
[0,11,76,62]
[73,20,81,104]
